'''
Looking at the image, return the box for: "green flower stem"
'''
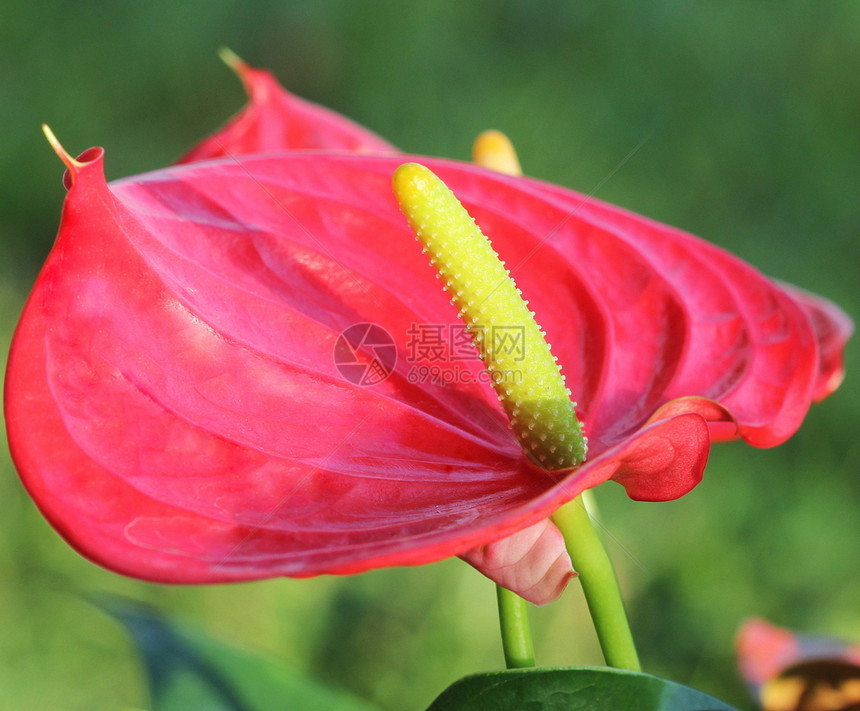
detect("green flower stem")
[496,585,536,669]
[552,496,641,671]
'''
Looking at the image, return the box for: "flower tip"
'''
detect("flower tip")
[41,125,105,190]
[42,124,87,188]
[392,162,439,206]
[392,161,428,184]
[42,124,71,164]
[217,46,246,73]
[217,47,263,100]
[472,129,522,177]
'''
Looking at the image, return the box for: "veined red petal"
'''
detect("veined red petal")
[171,57,848,445]
[444,171,834,448]
[459,520,575,606]
[177,54,395,163]
[4,148,848,583]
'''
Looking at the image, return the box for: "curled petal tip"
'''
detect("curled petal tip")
[42,124,73,168]
[460,519,574,606]
[217,47,263,102]
[217,46,246,73]
[41,124,101,189]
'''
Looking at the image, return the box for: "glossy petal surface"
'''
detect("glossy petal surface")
[5,140,848,584]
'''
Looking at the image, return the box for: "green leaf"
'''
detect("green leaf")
[426,666,739,711]
[96,595,379,711]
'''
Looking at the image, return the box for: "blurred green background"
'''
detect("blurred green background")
[1,2,858,709]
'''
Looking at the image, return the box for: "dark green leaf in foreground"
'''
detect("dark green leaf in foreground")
[97,596,379,711]
[426,666,739,711]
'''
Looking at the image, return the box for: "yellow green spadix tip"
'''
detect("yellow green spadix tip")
[392,163,587,470]
[472,130,523,176]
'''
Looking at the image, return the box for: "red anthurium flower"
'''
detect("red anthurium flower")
[171,60,853,604]
[4,63,851,606]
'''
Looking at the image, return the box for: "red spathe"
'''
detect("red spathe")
[4,60,851,601]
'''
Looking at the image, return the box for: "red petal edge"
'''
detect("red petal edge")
[177,53,396,163]
[780,282,854,401]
